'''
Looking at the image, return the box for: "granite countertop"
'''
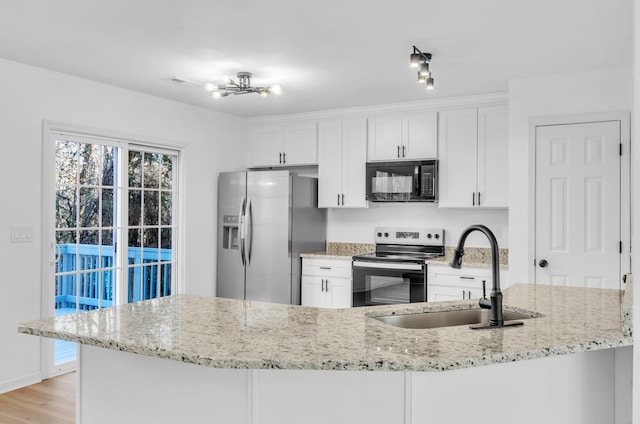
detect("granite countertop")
[426,247,509,269]
[300,242,374,260]
[18,284,632,372]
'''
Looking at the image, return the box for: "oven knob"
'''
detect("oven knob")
[377,232,382,237]
[434,234,440,239]
[427,233,432,239]
[384,232,389,237]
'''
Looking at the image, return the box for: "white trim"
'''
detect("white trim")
[404,372,413,424]
[528,111,631,285]
[0,372,42,395]
[246,92,508,125]
[44,120,188,150]
[41,120,187,377]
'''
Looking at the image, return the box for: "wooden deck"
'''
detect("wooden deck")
[54,309,77,364]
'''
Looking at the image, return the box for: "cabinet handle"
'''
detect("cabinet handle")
[341,194,344,205]
[397,145,401,158]
[402,145,406,158]
[325,280,329,292]
[468,290,472,299]
[477,192,481,206]
[337,194,340,206]
[459,276,474,280]
[320,267,332,270]
[472,192,476,206]
[282,152,286,164]
[279,152,282,164]
[462,290,466,300]
[321,279,325,292]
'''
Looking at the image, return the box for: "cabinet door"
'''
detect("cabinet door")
[477,105,508,208]
[402,112,438,159]
[317,120,344,208]
[438,108,478,208]
[367,115,402,161]
[250,126,284,167]
[301,275,327,307]
[326,277,352,308]
[341,117,367,208]
[283,122,317,166]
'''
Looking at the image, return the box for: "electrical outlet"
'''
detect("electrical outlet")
[10,226,34,243]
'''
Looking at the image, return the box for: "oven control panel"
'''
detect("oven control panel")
[374,227,445,246]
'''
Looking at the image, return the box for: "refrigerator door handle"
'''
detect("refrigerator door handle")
[246,198,253,264]
[239,197,247,266]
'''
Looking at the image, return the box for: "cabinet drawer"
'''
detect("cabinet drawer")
[302,258,352,278]
[428,265,492,288]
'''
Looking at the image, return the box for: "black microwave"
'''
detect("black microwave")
[365,160,438,202]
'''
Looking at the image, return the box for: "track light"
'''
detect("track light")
[426,77,435,90]
[204,72,283,99]
[410,53,422,68]
[409,46,434,90]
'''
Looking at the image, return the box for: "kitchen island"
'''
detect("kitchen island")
[19,283,632,424]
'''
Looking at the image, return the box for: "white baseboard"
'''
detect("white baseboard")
[0,372,43,394]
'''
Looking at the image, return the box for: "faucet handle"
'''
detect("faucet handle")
[482,280,487,299]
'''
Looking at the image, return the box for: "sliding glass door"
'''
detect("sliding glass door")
[45,128,179,374]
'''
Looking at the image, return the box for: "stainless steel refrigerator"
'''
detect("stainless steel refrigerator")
[217,170,327,304]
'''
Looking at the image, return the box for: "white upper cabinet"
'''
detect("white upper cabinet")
[318,117,367,208]
[477,105,509,208]
[438,105,508,208]
[367,112,437,161]
[249,122,317,167]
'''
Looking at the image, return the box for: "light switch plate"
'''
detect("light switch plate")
[11,226,34,243]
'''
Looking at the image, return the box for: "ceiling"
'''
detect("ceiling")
[0,0,632,118]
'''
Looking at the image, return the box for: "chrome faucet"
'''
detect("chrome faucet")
[450,224,522,329]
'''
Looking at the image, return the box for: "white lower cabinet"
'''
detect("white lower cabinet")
[427,264,508,302]
[301,258,352,308]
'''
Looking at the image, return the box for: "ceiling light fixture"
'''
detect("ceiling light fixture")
[204,72,282,99]
[410,46,434,90]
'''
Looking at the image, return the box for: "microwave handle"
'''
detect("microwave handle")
[414,165,420,195]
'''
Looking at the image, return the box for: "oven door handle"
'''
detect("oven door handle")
[352,261,424,271]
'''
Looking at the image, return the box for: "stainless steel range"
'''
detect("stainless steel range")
[352,227,445,307]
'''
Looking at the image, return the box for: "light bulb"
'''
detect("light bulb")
[212,91,222,99]
[417,72,426,84]
[410,53,421,68]
[259,88,269,97]
[270,84,283,95]
[204,82,216,92]
[426,77,435,90]
[419,62,430,77]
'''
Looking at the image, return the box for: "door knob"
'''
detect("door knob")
[538,259,548,268]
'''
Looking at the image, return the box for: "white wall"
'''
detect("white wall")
[632,2,639,422]
[328,204,508,248]
[507,67,633,283]
[0,58,248,392]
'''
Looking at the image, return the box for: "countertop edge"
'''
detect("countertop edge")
[299,252,354,260]
[17,324,633,372]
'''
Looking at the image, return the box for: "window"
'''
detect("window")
[46,127,180,369]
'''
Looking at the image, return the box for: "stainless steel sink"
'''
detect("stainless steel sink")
[372,308,535,329]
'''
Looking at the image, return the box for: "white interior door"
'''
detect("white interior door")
[535,121,621,289]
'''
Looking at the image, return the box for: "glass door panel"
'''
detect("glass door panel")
[53,140,117,365]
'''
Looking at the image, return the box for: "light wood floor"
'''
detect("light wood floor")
[0,372,75,424]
